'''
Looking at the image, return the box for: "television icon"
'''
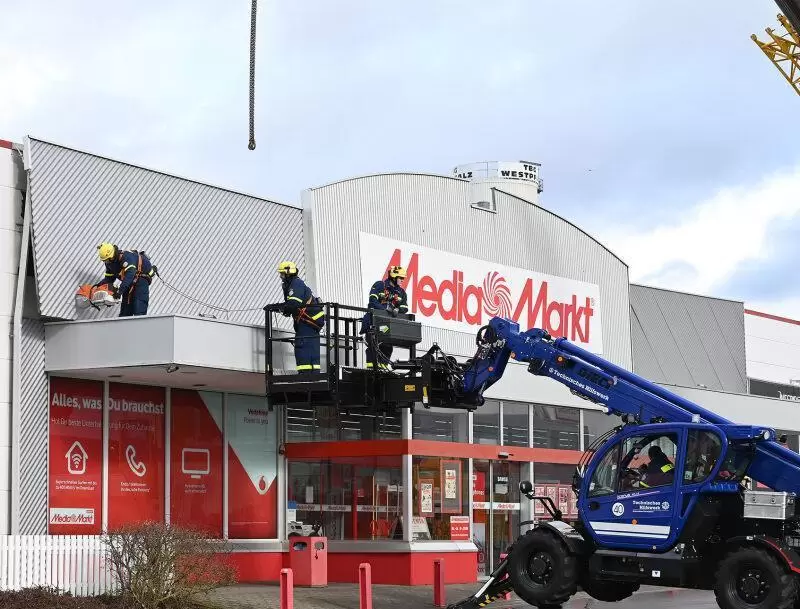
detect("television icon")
[181,448,210,479]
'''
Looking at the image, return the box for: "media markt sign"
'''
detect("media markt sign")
[358,232,604,354]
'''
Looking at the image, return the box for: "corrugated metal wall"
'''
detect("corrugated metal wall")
[26,138,303,324]
[303,174,632,377]
[18,318,48,535]
[629,284,747,393]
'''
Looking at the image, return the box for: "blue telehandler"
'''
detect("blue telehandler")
[445,317,800,609]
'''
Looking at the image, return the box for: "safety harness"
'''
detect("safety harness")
[119,251,155,304]
[297,295,325,331]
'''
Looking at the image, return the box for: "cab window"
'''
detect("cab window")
[588,443,621,498]
[618,433,678,492]
[684,430,722,485]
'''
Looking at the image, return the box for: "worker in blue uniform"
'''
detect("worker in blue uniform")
[95,242,155,317]
[278,261,325,374]
[361,266,408,370]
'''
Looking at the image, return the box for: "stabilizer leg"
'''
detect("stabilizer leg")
[447,558,514,609]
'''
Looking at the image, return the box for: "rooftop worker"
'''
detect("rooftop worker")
[95,242,155,317]
[360,265,408,370]
[277,261,325,374]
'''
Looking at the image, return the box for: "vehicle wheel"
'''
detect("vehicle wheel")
[580,577,640,602]
[714,547,798,609]
[506,529,578,607]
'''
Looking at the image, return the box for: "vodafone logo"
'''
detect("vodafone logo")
[359,233,604,353]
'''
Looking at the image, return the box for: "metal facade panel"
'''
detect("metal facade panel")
[629,286,695,387]
[26,138,303,323]
[18,318,48,535]
[629,306,668,384]
[630,285,747,393]
[303,174,632,372]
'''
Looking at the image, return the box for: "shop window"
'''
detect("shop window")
[107,383,166,530]
[473,400,500,445]
[502,402,529,447]
[533,463,581,524]
[227,394,278,539]
[582,408,619,449]
[170,390,223,537]
[531,404,579,450]
[286,404,401,442]
[287,456,403,540]
[777,429,800,452]
[413,407,468,442]
[413,456,469,541]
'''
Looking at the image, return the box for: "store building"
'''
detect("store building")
[2,137,800,586]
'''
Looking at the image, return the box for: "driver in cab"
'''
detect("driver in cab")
[621,445,675,490]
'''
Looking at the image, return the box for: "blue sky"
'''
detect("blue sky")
[2,0,800,317]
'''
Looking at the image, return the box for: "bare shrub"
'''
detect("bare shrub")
[103,522,237,609]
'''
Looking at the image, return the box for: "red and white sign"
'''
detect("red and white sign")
[170,390,223,536]
[108,383,165,530]
[227,395,278,539]
[450,515,470,540]
[48,377,103,534]
[358,232,604,353]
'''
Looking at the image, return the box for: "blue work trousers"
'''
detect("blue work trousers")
[120,281,149,317]
[294,321,321,371]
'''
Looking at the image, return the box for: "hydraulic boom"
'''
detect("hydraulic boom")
[458,317,800,494]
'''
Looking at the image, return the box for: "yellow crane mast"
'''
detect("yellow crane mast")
[752,10,800,97]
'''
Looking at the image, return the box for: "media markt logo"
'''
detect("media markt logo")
[49,508,95,525]
[381,247,599,345]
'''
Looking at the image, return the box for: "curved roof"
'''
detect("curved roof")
[306,170,468,191]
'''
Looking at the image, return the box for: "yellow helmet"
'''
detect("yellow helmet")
[388,265,407,280]
[277,261,298,276]
[97,242,117,262]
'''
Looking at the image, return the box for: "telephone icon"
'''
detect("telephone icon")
[125,445,147,478]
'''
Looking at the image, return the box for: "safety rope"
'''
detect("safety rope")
[153,273,265,318]
[248,0,258,150]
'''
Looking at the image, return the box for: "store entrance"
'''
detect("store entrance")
[473,460,522,578]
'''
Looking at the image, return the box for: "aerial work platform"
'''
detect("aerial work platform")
[263,302,479,413]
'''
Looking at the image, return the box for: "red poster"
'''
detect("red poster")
[48,377,103,534]
[108,383,165,530]
[472,470,486,502]
[533,485,546,516]
[170,390,223,536]
[558,485,569,515]
[449,515,470,540]
[227,395,278,539]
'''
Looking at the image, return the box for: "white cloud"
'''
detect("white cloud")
[590,164,800,310]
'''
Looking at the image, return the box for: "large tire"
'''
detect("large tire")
[580,577,640,602]
[714,547,798,609]
[506,529,578,607]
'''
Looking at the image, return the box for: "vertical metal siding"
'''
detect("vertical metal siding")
[26,139,303,323]
[304,174,632,371]
[18,318,48,535]
[629,285,746,393]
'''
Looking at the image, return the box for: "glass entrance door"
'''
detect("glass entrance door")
[473,460,522,578]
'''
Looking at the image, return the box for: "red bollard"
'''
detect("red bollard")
[281,568,294,609]
[499,554,511,600]
[359,563,372,609]
[434,558,446,607]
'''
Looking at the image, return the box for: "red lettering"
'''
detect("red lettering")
[380,248,595,346]
[462,284,482,325]
[417,275,437,317]
[439,271,458,321]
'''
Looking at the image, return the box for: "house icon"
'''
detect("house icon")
[66,441,88,475]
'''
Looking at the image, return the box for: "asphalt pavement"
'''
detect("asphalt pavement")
[205,583,718,609]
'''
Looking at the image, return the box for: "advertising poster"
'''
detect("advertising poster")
[449,515,470,541]
[170,390,223,536]
[440,459,462,514]
[48,377,104,534]
[227,395,278,539]
[419,478,434,517]
[108,383,165,530]
[533,485,546,516]
[558,486,569,515]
